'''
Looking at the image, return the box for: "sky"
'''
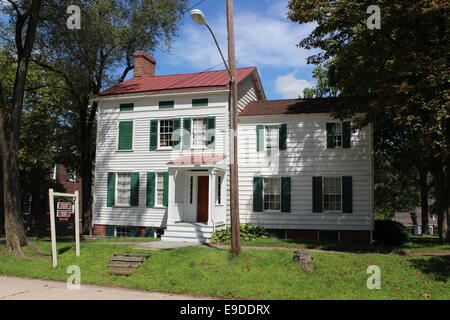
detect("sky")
[150,0,318,100]
[0,0,318,100]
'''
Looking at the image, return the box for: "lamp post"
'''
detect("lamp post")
[190,4,241,257]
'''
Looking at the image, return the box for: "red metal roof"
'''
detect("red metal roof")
[167,154,226,165]
[97,67,256,97]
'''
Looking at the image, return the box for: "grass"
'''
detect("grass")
[214,235,450,254]
[0,239,449,299]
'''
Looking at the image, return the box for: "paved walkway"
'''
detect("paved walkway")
[0,276,211,300]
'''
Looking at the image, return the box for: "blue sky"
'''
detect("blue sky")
[0,0,318,100]
[151,0,318,99]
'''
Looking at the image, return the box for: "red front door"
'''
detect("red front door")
[197,176,209,222]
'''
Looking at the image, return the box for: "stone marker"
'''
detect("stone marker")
[293,249,314,271]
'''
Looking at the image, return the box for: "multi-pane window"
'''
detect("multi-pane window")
[116,226,130,237]
[333,123,342,147]
[116,173,131,206]
[265,125,279,149]
[263,178,281,211]
[192,118,207,147]
[159,120,174,148]
[217,176,222,204]
[66,170,79,183]
[323,177,342,211]
[156,173,164,206]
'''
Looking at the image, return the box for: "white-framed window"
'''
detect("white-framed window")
[265,125,279,150]
[323,176,342,211]
[263,177,281,211]
[159,119,174,148]
[66,170,79,183]
[192,118,207,147]
[155,172,165,206]
[333,123,342,147]
[116,226,130,237]
[216,175,222,205]
[116,173,132,206]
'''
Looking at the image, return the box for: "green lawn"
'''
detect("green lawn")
[214,235,450,254]
[0,239,449,299]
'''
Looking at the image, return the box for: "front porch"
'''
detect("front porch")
[162,155,227,242]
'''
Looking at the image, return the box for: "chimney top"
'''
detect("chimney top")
[133,51,156,78]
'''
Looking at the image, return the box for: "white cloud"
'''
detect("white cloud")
[275,72,314,99]
[166,5,317,70]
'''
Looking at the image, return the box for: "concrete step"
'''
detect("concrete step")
[163,230,214,239]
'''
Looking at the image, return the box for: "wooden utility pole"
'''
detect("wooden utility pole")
[226,0,241,257]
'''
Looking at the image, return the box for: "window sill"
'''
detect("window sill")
[114,205,132,208]
[148,206,167,209]
[116,149,134,152]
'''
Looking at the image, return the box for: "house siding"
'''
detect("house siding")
[93,91,230,228]
[236,114,373,231]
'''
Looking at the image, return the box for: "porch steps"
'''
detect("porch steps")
[161,223,225,243]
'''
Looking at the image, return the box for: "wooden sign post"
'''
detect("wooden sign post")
[48,189,81,268]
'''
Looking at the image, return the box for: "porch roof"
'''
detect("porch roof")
[167,154,226,167]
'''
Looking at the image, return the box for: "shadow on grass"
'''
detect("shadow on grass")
[409,256,450,282]
[58,246,72,254]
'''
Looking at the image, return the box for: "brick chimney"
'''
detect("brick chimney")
[133,51,156,77]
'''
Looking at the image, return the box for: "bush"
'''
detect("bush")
[373,219,410,246]
[211,224,268,242]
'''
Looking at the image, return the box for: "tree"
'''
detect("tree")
[0,0,43,255]
[33,0,188,234]
[288,0,450,242]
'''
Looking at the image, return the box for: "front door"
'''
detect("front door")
[197,176,209,222]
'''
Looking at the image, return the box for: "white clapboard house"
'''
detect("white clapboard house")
[91,51,373,243]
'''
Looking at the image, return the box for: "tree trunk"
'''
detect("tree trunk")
[431,157,449,243]
[419,170,429,234]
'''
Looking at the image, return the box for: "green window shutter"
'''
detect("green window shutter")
[281,177,291,212]
[149,120,158,150]
[192,98,208,107]
[256,125,264,151]
[312,176,323,213]
[163,172,169,207]
[130,172,140,206]
[146,172,155,207]
[326,122,335,149]
[107,172,116,207]
[106,225,115,236]
[120,103,134,111]
[183,118,191,149]
[342,176,353,213]
[118,121,133,150]
[253,177,263,212]
[342,121,352,149]
[206,116,216,147]
[279,123,287,150]
[173,118,181,149]
[159,100,174,109]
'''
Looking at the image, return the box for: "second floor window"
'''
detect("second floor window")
[265,125,279,149]
[159,120,174,148]
[326,121,351,149]
[192,118,207,147]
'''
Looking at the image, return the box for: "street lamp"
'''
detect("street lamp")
[190,5,241,257]
[190,9,233,82]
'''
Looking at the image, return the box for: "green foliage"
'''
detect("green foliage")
[211,224,268,242]
[374,219,411,247]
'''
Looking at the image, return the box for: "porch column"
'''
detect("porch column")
[208,168,217,226]
[167,168,177,224]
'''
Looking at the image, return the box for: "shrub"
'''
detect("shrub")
[373,219,410,246]
[211,224,268,242]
